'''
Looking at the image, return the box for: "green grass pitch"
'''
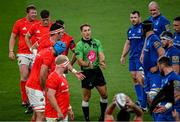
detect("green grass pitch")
[0,0,179,121]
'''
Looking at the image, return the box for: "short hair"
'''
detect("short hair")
[117,109,130,121]
[26,4,36,13]
[160,31,173,40]
[142,20,153,33]
[158,56,171,67]
[40,10,49,19]
[55,55,69,65]
[174,16,180,21]
[131,10,140,17]
[80,23,91,31]
[56,19,65,26]
[148,1,160,9]
[50,22,63,33]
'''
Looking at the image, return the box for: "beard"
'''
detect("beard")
[163,44,169,49]
[160,71,165,76]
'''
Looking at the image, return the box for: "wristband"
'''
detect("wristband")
[71,68,77,74]
[9,50,14,52]
[164,103,172,109]
[68,106,72,110]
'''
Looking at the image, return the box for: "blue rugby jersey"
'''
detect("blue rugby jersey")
[143,34,161,74]
[165,46,180,65]
[127,23,144,60]
[148,14,170,37]
[174,32,180,50]
[161,71,180,110]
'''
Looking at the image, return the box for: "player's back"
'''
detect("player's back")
[37,33,53,52]
[61,32,75,56]
[26,47,55,90]
[143,34,161,73]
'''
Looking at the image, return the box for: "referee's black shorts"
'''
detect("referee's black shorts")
[81,66,106,89]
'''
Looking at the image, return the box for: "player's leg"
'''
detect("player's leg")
[17,56,31,106]
[94,67,108,121]
[82,88,91,121]
[26,87,45,121]
[96,85,108,121]
[129,60,143,106]
[81,69,94,121]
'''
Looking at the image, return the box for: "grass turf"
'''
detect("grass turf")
[0,0,179,121]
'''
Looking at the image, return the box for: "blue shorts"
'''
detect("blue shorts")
[129,59,142,71]
[144,72,162,93]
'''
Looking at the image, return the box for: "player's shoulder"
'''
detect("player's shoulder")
[92,38,101,43]
[63,32,73,40]
[159,14,170,22]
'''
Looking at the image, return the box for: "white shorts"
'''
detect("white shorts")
[26,87,45,112]
[46,115,68,122]
[17,54,35,68]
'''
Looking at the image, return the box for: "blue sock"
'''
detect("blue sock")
[134,84,143,102]
[141,88,147,108]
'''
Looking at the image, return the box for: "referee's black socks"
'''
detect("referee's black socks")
[99,97,108,121]
[82,100,90,121]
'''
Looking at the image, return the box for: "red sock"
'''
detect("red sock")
[20,81,28,104]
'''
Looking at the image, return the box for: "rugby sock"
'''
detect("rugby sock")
[20,81,28,104]
[82,101,89,121]
[99,97,108,120]
[134,84,143,103]
[141,89,147,109]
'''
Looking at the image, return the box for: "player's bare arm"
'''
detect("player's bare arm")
[25,32,32,49]
[9,33,17,60]
[47,88,64,119]
[40,64,49,90]
[99,52,106,69]
[120,40,130,64]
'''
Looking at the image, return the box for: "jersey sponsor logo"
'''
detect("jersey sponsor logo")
[172,56,179,63]
[61,82,65,86]
[22,27,27,30]
[154,41,161,49]
[165,24,171,31]
[87,50,96,63]
[36,30,40,33]
[138,29,141,33]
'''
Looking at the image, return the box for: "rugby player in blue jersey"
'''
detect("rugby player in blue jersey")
[120,11,146,110]
[140,20,165,120]
[160,31,180,75]
[152,56,180,121]
[173,16,180,50]
[148,1,170,37]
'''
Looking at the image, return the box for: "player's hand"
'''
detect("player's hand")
[150,66,158,73]
[120,56,125,65]
[125,96,135,108]
[57,112,64,121]
[75,71,86,80]
[68,109,74,120]
[9,51,15,60]
[99,61,106,69]
[175,91,180,101]
[88,62,93,69]
[153,105,167,113]
[172,109,180,121]
[140,53,144,64]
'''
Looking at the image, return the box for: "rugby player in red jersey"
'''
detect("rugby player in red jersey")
[8,5,39,107]
[25,9,52,55]
[45,55,75,121]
